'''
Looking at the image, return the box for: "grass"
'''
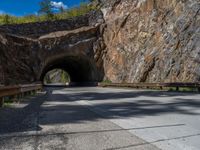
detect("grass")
[1,91,37,108]
[1,96,16,107]
[100,82,200,93]
[102,79,112,84]
[0,3,97,25]
[168,87,198,92]
[3,99,13,107]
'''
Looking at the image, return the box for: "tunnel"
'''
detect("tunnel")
[40,56,101,85]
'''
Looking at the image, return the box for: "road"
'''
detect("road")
[0,87,200,150]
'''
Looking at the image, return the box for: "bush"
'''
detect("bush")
[0,3,96,25]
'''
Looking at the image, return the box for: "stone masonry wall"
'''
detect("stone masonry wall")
[0,11,103,38]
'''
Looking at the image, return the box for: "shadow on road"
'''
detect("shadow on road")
[0,87,199,135]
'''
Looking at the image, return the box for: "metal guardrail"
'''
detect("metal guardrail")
[98,82,200,92]
[0,84,42,107]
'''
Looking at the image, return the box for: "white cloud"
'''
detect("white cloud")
[51,1,68,10]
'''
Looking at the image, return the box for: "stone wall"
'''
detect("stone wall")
[0,11,104,85]
[0,10,103,38]
[101,0,200,83]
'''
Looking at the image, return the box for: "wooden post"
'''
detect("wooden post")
[33,90,36,95]
[21,93,24,99]
[17,94,21,103]
[18,93,22,101]
[176,86,179,91]
[13,95,19,103]
[0,98,4,107]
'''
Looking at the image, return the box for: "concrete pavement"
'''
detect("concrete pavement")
[0,87,200,150]
[0,87,158,150]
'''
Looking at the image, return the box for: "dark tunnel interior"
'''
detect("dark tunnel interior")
[40,56,101,84]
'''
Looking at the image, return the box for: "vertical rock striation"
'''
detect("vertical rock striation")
[101,0,200,83]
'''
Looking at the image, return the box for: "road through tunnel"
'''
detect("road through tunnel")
[40,56,102,85]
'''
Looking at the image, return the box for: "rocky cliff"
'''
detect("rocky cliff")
[0,0,199,85]
[101,0,200,83]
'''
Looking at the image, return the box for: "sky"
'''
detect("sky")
[0,0,87,16]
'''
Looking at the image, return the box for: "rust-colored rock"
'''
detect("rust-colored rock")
[101,0,200,83]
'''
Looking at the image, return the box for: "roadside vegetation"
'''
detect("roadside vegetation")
[0,0,97,25]
[102,79,112,84]
[43,69,70,84]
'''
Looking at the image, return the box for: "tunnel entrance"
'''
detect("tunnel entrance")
[43,69,70,86]
[40,56,102,86]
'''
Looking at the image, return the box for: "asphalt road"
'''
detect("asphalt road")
[0,87,200,150]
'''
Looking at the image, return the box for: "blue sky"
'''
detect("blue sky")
[0,0,87,16]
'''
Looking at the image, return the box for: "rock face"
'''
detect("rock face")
[0,1,200,85]
[101,0,200,83]
[0,11,105,85]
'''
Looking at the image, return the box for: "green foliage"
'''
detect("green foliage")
[102,79,112,84]
[43,69,70,84]
[0,2,96,25]
[39,0,54,20]
[61,70,70,83]
[3,15,11,24]
[0,15,12,25]
[53,2,97,20]
[0,14,43,25]
[168,87,198,92]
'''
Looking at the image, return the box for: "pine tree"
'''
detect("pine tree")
[39,0,54,20]
[3,15,11,24]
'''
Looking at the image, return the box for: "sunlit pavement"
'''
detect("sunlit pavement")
[0,87,200,150]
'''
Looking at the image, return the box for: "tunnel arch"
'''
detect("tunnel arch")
[40,55,100,84]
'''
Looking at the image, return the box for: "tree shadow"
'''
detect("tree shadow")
[0,87,199,135]
[56,87,199,101]
[0,93,47,134]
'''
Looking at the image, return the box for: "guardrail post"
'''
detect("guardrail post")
[176,86,179,91]
[0,98,4,107]
[17,94,21,102]
[21,93,24,98]
[13,95,19,103]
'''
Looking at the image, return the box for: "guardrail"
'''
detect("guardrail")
[98,82,200,92]
[0,84,42,107]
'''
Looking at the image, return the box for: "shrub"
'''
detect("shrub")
[0,2,96,25]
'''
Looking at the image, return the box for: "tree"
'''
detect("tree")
[59,6,65,13]
[39,0,54,20]
[3,15,11,24]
